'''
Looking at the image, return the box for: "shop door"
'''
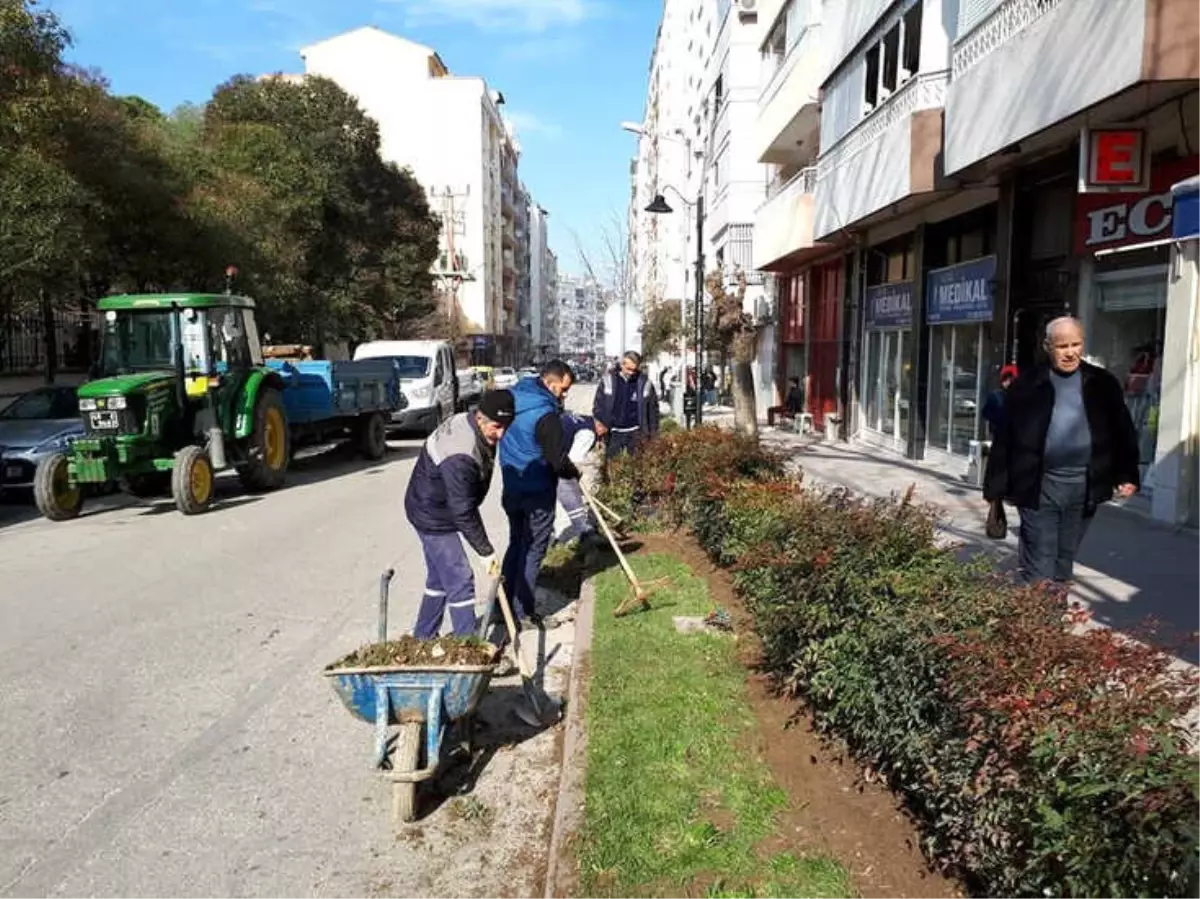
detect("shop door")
[809,262,842,430]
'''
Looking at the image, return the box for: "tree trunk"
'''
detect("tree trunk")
[731,332,758,437]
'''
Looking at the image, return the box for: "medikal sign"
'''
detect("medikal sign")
[864,282,913,330]
[925,255,997,325]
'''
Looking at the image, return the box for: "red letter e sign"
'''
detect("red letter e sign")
[1080,128,1148,192]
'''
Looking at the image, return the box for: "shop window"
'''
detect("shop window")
[928,324,985,456]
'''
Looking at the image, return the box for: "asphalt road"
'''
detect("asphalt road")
[0,382,599,898]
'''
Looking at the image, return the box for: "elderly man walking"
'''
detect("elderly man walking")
[984,317,1139,586]
[593,350,660,459]
[405,390,514,638]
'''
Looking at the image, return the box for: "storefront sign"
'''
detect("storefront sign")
[1172,177,1199,241]
[864,282,913,329]
[1074,156,1199,254]
[471,335,492,348]
[1078,128,1148,192]
[925,256,997,325]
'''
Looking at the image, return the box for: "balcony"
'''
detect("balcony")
[754,22,824,165]
[753,166,820,270]
[502,246,515,273]
[945,0,1194,175]
[813,70,949,241]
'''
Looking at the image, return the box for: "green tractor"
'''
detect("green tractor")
[35,293,291,520]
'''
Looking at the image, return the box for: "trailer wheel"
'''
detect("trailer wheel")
[238,388,289,492]
[358,412,388,460]
[172,446,215,515]
[391,722,421,825]
[34,452,83,522]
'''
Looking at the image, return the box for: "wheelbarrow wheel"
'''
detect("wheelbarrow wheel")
[392,721,421,824]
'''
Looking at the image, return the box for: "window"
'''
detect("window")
[862,1,922,114]
[714,73,724,111]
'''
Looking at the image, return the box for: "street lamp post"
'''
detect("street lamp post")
[644,188,704,428]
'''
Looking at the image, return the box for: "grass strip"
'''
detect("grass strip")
[577,551,855,898]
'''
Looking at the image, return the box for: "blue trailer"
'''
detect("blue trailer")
[265,357,409,460]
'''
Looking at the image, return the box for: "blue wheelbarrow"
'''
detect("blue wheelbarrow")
[324,569,500,823]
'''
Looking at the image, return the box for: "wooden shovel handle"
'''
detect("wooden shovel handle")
[495,580,534,680]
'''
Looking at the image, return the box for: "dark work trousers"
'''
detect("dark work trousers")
[606,428,642,459]
[1016,473,1095,584]
[502,490,556,619]
[412,531,477,638]
[556,477,595,543]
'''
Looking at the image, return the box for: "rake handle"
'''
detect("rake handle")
[580,484,642,589]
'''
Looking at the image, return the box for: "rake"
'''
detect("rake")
[580,483,669,617]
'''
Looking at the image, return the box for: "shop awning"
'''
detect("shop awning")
[1172,176,1199,241]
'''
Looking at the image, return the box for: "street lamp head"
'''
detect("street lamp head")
[644,193,673,215]
[620,121,645,135]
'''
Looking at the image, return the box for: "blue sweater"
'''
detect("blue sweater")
[499,377,562,496]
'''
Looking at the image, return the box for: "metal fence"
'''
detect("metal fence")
[0,305,101,375]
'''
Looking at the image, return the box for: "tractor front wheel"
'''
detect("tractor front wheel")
[238,388,290,492]
[34,452,83,521]
[172,446,215,515]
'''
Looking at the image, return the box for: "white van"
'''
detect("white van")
[352,340,458,434]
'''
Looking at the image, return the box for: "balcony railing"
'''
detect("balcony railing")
[816,70,949,181]
[765,164,818,203]
[952,0,1064,78]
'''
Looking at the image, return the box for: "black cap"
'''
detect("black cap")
[477,389,515,424]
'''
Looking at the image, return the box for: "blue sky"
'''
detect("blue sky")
[41,0,659,277]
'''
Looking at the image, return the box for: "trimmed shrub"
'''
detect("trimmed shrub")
[600,431,1199,898]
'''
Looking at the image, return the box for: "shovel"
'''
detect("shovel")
[580,483,669,617]
[495,580,561,727]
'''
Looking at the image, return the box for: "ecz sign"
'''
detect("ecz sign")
[1073,155,1199,254]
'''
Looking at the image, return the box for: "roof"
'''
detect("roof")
[299,26,436,60]
[98,294,257,311]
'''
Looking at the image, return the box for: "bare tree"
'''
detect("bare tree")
[706,269,761,437]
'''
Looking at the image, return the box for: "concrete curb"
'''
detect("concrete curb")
[543,575,595,899]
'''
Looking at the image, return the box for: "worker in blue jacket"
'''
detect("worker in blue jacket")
[499,360,581,625]
[405,390,515,638]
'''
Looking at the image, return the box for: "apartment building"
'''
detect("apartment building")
[529,204,560,359]
[750,0,1198,526]
[556,275,605,360]
[297,26,541,366]
[628,0,775,409]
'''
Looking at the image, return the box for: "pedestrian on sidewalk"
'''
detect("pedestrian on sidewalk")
[767,377,805,427]
[405,390,515,638]
[554,410,603,546]
[702,367,717,407]
[499,360,582,626]
[593,350,660,459]
[983,317,1139,586]
[981,364,1019,438]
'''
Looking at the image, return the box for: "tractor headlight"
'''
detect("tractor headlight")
[107,396,127,410]
[79,398,97,411]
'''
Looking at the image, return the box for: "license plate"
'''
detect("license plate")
[90,411,119,429]
[4,465,21,480]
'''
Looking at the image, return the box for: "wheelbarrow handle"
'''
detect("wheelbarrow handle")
[378,568,395,643]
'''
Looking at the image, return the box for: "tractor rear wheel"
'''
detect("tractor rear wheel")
[357,412,388,460]
[172,446,215,515]
[121,472,170,498]
[34,452,83,521]
[238,388,290,492]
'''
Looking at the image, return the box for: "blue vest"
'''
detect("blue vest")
[500,378,560,496]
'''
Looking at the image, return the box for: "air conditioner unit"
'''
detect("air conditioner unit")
[734,0,757,19]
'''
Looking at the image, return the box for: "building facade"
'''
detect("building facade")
[529,204,559,361]
[748,0,1199,526]
[298,26,545,366]
[556,275,605,361]
[628,0,776,409]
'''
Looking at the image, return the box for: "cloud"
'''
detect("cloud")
[394,0,597,33]
[505,109,563,141]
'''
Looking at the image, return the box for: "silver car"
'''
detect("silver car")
[0,385,83,491]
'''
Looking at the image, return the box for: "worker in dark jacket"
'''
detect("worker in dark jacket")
[981,364,1019,438]
[555,411,601,546]
[593,350,659,458]
[983,317,1139,585]
[499,360,581,624]
[405,390,515,638]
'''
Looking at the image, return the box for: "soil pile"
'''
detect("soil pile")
[327,635,498,669]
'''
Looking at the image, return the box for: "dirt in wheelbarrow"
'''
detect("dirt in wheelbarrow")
[326,635,498,669]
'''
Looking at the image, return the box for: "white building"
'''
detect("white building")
[529,204,559,359]
[557,275,604,360]
[298,26,531,365]
[627,0,774,410]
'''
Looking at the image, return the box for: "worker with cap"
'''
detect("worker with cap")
[405,389,515,638]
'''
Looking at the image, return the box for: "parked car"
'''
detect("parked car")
[493,366,518,388]
[517,367,539,382]
[352,340,457,434]
[0,385,84,493]
[457,369,484,410]
[471,366,496,390]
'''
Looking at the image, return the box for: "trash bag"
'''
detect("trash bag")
[985,498,1008,539]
